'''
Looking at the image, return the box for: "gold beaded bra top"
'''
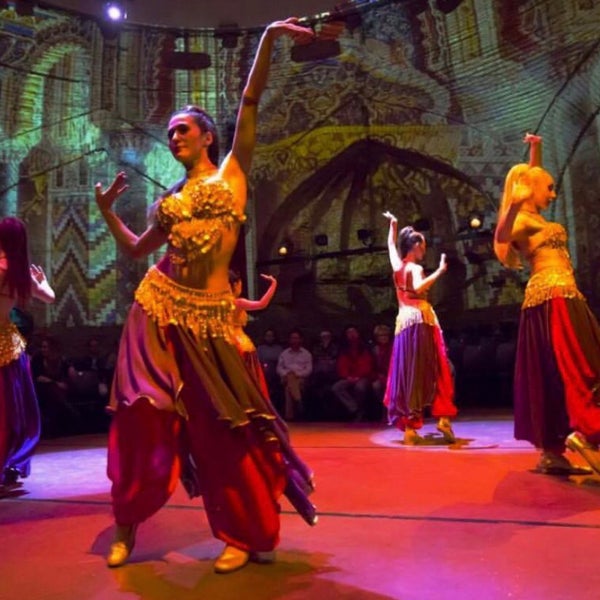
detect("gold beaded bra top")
[523,221,570,262]
[156,178,246,265]
[520,220,584,309]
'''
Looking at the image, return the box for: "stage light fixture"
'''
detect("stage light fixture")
[468,213,483,229]
[277,239,293,257]
[104,2,127,22]
[215,25,241,50]
[314,234,328,247]
[357,228,374,247]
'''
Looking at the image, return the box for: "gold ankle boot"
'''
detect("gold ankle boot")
[566,432,600,475]
[403,427,424,445]
[106,524,137,568]
[436,418,456,443]
[214,545,250,574]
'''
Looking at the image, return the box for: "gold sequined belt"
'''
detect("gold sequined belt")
[394,301,439,334]
[135,266,235,339]
[522,267,584,309]
[0,322,26,368]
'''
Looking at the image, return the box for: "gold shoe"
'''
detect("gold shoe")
[566,432,600,475]
[403,428,424,445]
[214,545,250,574]
[536,451,592,476]
[106,524,137,568]
[436,418,456,444]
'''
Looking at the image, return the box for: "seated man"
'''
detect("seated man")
[276,328,313,421]
[332,326,375,422]
[67,337,111,431]
[306,329,340,420]
[370,324,392,421]
[31,336,76,437]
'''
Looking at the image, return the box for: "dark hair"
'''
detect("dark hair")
[171,105,220,166]
[151,105,222,215]
[0,217,31,305]
[398,226,425,258]
[228,269,242,286]
[340,324,366,352]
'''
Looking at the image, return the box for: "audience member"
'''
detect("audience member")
[277,329,313,420]
[371,324,392,421]
[30,336,77,437]
[307,329,340,420]
[68,336,112,431]
[332,326,375,422]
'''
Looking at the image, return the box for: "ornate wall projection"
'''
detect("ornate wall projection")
[0,0,599,336]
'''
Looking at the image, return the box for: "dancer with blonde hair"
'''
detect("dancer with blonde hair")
[494,133,600,475]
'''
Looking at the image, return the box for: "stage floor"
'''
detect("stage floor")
[2,411,600,600]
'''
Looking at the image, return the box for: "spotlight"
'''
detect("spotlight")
[468,214,483,230]
[277,240,293,257]
[357,228,374,247]
[104,2,127,22]
[314,234,328,247]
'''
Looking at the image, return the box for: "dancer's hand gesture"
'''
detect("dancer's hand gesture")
[266,17,316,44]
[95,172,129,213]
[382,211,397,223]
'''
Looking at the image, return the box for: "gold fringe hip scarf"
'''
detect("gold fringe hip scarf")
[394,301,439,335]
[0,321,26,367]
[522,267,584,310]
[134,266,236,340]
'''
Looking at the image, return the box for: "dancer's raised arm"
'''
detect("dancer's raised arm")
[383,211,401,271]
[227,19,314,176]
[235,274,278,311]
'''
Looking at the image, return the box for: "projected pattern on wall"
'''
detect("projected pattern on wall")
[0,0,599,330]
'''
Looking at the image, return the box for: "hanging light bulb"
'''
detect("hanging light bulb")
[104,2,127,22]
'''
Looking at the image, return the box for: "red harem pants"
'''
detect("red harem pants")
[107,391,287,552]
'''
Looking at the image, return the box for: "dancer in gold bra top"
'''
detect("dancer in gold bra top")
[495,133,600,476]
[95,19,317,574]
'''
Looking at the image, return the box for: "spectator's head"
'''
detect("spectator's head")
[87,337,101,356]
[263,328,277,345]
[373,324,392,346]
[39,336,58,358]
[344,325,360,344]
[288,328,304,351]
[319,329,333,347]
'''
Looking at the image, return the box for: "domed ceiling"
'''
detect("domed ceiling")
[39,0,339,29]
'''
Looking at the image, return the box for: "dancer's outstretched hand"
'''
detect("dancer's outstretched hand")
[382,211,397,223]
[95,171,129,213]
[438,253,448,274]
[259,273,277,285]
[523,132,542,145]
[266,18,316,44]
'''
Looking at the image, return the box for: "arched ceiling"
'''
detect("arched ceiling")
[39,0,340,29]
